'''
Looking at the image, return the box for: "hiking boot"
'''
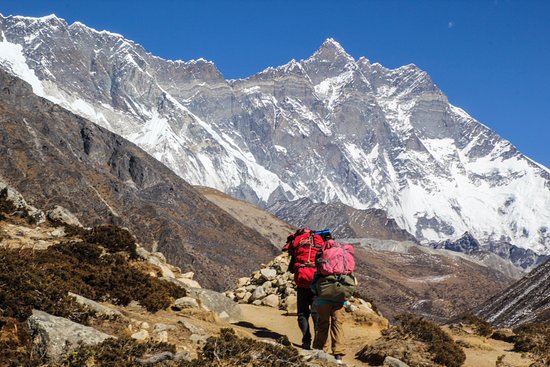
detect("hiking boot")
[301,342,311,350]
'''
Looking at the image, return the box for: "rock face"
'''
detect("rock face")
[474,259,550,327]
[0,67,277,291]
[430,232,549,272]
[1,15,549,255]
[27,310,113,362]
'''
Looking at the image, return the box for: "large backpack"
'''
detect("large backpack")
[317,240,355,276]
[315,274,356,302]
[291,229,324,288]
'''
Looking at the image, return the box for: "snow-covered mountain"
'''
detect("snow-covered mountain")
[1,14,549,255]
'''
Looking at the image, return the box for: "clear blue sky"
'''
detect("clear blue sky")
[2,0,549,168]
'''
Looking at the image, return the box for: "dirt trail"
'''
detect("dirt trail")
[236,305,535,367]
[237,304,383,366]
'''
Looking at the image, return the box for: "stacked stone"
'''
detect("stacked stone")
[227,253,384,321]
[226,253,299,314]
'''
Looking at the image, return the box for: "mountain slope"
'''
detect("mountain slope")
[1,14,549,255]
[0,67,278,291]
[474,259,550,327]
[195,186,295,247]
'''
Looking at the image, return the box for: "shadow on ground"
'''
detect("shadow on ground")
[234,321,292,346]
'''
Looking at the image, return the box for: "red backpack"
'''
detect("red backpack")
[288,229,324,288]
[317,240,355,275]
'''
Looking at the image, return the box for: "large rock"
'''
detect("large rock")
[384,356,410,367]
[260,268,277,281]
[262,294,279,308]
[172,296,200,310]
[27,310,113,362]
[68,292,122,318]
[250,286,266,302]
[47,206,83,227]
[187,288,242,322]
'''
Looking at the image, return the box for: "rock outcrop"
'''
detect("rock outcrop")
[27,310,113,362]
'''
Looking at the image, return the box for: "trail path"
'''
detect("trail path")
[237,304,383,366]
[236,305,535,367]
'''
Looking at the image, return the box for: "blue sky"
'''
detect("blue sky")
[2,0,549,168]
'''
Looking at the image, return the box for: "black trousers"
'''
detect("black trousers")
[297,287,318,346]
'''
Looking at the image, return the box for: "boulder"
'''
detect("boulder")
[260,268,277,280]
[173,297,200,310]
[187,288,242,322]
[68,292,122,318]
[180,271,195,279]
[250,286,266,301]
[27,310,113,362]
[262,294,279,308]
[131,329,150,341]
[384,356,410,367]
[46,206,82,227]
[236,277,250,288]
[174,277,202,289]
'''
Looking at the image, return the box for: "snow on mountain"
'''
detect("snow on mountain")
[1,14,549,255]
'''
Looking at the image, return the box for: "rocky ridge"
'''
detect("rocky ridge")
[1,14,549,256]
[0,66,278,291]
[474,259,550,328]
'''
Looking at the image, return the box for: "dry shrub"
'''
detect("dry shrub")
[0,317,42,367]
[84,224,139,259]
[397,314,466,367]
[512,323,549,365]
[180,328,307,367]
[64,337,176,366]
[0,188,17,214]
[0,240,185,321]
[461,314,494,337]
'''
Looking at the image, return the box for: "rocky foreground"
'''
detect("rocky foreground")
[0,181,545,367]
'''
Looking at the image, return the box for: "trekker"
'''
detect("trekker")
[282,228,324,349]
[311,239,357,364]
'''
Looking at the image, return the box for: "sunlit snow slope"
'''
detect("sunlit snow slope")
[1,14,549,254]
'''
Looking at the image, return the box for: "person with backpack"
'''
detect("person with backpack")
[311,239,357,364]
[282,228,325,350]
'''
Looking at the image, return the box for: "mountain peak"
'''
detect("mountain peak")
[310,37,354,63]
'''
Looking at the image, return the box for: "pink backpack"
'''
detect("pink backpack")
[317,240,355,275]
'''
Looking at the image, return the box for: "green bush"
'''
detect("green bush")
[397,314,466,367]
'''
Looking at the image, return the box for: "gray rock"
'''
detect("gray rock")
[250,286,266,301]
[131,329,149,340]
[46,205,83,227]
[384,356,410,367]
[68,292,123,318]
[187,288,242,322]
[136,352,175,364]
[260,268,277,280]
[27,310,113,362]
[262,294,280,308]
[173,296,200,310]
